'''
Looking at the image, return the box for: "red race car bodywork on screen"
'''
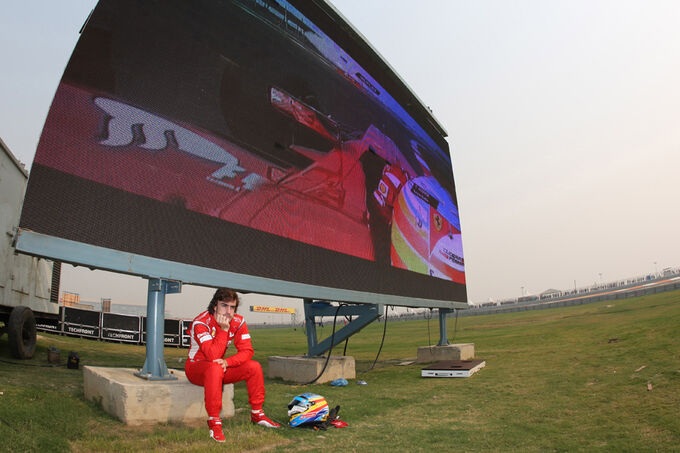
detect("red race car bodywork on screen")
[36,83,376,259]
[35,82,464,281]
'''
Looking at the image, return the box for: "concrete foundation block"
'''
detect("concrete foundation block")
[83,366,234,425]
[417,343,475,363]
[268,355,355,384]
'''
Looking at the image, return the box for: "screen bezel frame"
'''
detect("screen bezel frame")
[15,229,467,309]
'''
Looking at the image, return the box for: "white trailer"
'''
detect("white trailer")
[0,137,59,358]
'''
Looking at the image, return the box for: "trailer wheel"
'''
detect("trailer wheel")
[8,306,37,359]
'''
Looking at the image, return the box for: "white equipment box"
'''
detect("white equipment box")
[421,360,486,378]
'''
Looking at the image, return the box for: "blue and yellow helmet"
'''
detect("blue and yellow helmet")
[287,393,329,427]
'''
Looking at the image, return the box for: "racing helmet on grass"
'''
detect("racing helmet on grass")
[287,393,329,427]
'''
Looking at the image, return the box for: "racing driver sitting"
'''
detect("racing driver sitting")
[185,288,280,442]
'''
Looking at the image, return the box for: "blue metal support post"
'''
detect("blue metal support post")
[135,278,181,380]
[437,308,452,346]
[303,299,318,355]
[303,300,382,357]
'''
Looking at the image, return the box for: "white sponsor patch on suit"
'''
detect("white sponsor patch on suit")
[198,332,212,343]
[241,333,251,340]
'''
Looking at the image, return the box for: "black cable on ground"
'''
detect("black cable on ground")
[300,303,346,385]
[0,358,66,367]
[426,308,434,358]
[0,417,17,432]
[452,308,459,342]
[360,304,390,375]
[342,315,352,356]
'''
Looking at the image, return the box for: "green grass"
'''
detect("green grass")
[1,291,679,452]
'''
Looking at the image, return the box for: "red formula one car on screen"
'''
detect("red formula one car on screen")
[36,78,464,283]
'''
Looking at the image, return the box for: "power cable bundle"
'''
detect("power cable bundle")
[302,303,347,385]
[303,303,392,385]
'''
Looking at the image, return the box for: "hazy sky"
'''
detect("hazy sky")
[1,1,678,316]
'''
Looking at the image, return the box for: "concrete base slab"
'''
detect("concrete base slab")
[268,355,355,384]
[417,343,475,363]
[83,366,234,425]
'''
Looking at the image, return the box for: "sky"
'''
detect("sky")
[1,1,678,317]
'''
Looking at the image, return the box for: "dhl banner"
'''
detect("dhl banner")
[250,305,296,314]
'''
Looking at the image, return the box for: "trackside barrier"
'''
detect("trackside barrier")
[32,281,679,344]
[141,317,182,347]
[34,307,192,348]
[62,306,101,338]
[35,314,60,333]
[102,312,141,343]
[181,319,192,347]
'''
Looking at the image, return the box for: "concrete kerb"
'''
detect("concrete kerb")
[268,355,355,384]
[416,343,475,363]
[83,366,234,425]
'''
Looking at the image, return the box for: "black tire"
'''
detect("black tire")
[8,306,37,359]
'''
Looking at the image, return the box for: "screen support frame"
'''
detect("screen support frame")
[303,300,382,357]
[303,301,456,356]
[134,278,181,380]
[437,308,452,346]
[14,229,468,309]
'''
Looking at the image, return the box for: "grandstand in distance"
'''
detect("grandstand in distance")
[480,267,680,308]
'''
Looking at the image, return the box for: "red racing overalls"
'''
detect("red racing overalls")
[185,311,265,417]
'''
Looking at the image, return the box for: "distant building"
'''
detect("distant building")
[60,291,93,310]
[61,291,80,306]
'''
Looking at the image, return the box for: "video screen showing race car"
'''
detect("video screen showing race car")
[21,0,466,303]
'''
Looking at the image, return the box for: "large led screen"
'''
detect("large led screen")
[20,0,467,304]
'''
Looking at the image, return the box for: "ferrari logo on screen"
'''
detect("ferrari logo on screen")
[433,213,443,231]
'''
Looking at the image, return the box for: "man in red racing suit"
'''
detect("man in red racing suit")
[185,288,280,442]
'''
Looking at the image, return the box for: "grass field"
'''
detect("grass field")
[1,290,679,452]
